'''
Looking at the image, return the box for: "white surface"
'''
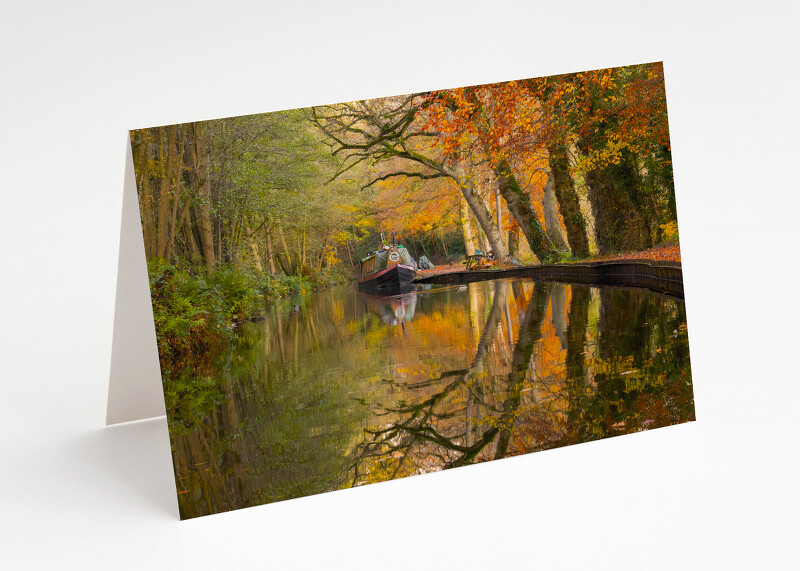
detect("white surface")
[1,1,798,569]
[106,138,165,425]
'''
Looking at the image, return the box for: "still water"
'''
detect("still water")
[166,279,694,519]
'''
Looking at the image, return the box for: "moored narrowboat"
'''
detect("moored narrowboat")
[357,238,417,290]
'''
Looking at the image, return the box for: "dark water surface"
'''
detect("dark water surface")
[166,279,694,519]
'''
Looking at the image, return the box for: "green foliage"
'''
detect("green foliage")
[164,370,226,435]
[206,110,369,276]
[259,273,309,298]
[149,261,265,362]
[307,265,350,289]
[148,259,237,365]
[148,258,349,366]
[207,265,264,321]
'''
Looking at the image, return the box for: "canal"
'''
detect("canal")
[165,278,694,519]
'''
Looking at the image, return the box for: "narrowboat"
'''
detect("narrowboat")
[357,236,417,290]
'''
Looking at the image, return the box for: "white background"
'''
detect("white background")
[2,1,798,568]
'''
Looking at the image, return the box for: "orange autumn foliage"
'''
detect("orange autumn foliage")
[372,175,461,239]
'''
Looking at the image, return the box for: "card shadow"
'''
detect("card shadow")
[67,417,179,519]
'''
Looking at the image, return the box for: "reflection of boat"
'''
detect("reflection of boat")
[360,287,418,326]
[365,283,418,297]
[357,234,417,290]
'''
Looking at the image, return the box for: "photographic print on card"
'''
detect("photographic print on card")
[131,61,694,519]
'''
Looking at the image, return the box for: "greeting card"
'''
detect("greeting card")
[109,62,694,519]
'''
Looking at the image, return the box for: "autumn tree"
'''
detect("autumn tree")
[527,63,675,253]
[368,174,463,260]
[419,85,563,263]
[132,110,369,279]
[310,96,514,264]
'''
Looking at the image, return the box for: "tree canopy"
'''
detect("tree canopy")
[132,61,679,282]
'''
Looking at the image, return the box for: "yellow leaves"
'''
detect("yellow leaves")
[337,204,361,214]
[322,244,341,267]
[575,133,634,171]
[598,71,615,90]
[372,174,460,240]
[659,221,679,241]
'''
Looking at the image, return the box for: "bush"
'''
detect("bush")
[258,273,310,299]
[307,265,349,289]
[148,260,232,365]
[148,259,350,365]
[209,265,263,321]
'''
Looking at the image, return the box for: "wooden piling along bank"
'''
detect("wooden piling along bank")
[414,260,684,299]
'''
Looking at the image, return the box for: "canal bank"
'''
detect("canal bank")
[414,259,684,299]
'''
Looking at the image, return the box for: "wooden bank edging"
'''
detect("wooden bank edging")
[414,259,684,299]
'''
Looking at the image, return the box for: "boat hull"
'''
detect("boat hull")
[357,263,415,290]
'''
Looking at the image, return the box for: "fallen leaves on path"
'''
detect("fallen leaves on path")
[586,243,681,263]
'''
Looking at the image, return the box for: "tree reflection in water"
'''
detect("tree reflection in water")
[348,281,693,487]
[164,279,694,518]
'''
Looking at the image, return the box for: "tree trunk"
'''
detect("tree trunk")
[542,173,569,252]
[492,159,559,263]
[578,134,652,254]
[508,226,519,259]
[242,214,263,272]
[344,238,354,269]
[584,162,651,253]
[478,229,490,256]
[215,212,224,264]
[460,196,477,256]
[439,231,449,257]
[164,126,186,262]
[443,164,510,263]
[317,237,328,269]
[156,125,178,260]
[549,144,589,257]
[132,131,156,260]
[417,237,431,261]
[274,248,290,275]
[265,224,277,274]
[278,224,294,274]
[300,229,307,274]
[495,186,503,241]
[182,215,202,262]
[228,207,241,267]
[189,123,216,271]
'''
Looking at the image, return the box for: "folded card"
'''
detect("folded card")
[109,62,694,519]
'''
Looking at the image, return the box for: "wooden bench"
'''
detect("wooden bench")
[463,254,497,270]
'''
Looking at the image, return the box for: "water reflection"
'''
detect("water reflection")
[360,287,419,326]
[166,279,694,518]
